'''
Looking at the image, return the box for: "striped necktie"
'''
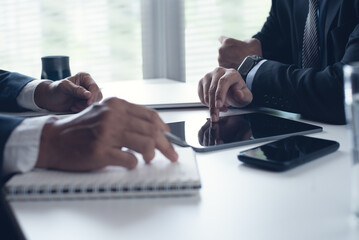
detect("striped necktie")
[302,0,320,69]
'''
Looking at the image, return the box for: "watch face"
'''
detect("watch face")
[238,57,255,76]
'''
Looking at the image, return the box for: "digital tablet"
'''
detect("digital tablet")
[167,112,322,152]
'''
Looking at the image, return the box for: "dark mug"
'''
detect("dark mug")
[41,56,71,80]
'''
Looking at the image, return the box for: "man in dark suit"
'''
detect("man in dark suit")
[0,70,179,239]
[0,70,103,240]
[198,0,359,124]
[0,70,102,171]
[0,70,178,183]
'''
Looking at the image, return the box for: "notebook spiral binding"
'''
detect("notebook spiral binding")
[5,181,201,201]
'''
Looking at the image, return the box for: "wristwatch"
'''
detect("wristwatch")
[237,55,263,81]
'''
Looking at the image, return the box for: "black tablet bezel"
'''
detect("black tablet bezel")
[168,112,323,152]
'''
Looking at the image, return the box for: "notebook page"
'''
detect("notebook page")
[5,146,200,199]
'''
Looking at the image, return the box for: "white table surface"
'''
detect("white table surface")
[10,108,359,240]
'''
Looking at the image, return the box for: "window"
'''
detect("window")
[185,0,271,82]
[0,0,270,83]
[0,0,142,81]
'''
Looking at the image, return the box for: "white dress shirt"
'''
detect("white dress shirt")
[2,80,55,177]
[245,59,267,91]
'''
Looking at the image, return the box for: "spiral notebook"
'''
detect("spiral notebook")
[5,146,201,201]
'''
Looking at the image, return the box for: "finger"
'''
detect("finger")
[70,73,102,104]
[210,107,219,122]
[218,35,228,44]
[119,121,177,163]
[93,90,103,102]
[119,120,177,162]
[105,98,170,132]
[215,70,243,108]
[202,73,212,106]
[71,72,97,90]
[61,80,92,100]
[218,36,240,46]
[155,132,178,162]
[126,103,169,132]
[119,131,156,163]
[198,79,206,105]
[209,69,226,110]
[87,83,103,104]
[209,69,226,122]
[123,114,163,138]
[107,149,138,169]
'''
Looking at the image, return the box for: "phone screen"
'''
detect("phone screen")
[241,135,337,162]
[238,135,339,171]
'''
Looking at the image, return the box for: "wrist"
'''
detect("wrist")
[245,38,263,57]
[237,55,263,81]
[36,118,59,169]
[34,81,53,110]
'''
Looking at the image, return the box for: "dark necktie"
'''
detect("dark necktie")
[302,0,320,69]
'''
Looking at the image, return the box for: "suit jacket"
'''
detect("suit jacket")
[0,71,35,238]
[0,70,34,177]
[252,0,359,124]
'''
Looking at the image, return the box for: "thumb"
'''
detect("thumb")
[218,35,228,44]
[232,88,253,107]
[219,36,242,46]
[61,80,92,100]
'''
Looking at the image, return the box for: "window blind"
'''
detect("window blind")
[184,0,271,82]
[0,0,142,82]
[0,0,271,83]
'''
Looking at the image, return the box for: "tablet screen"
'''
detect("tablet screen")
[167,113,322,152]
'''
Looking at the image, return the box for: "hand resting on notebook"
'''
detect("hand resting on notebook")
[35,97,178,171]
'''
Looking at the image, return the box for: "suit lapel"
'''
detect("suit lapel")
[324,0,343,37]
[321,0,343,66]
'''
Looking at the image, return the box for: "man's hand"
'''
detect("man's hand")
[218,36,262,69]
[36,97,178,171]
[198,67,253,122]
[34,72,103,112]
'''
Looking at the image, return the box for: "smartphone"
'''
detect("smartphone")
[237,135,340,171]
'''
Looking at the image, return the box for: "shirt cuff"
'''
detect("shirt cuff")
[2,116,57,177]
[246,60,267,91]
[16,79,53,111]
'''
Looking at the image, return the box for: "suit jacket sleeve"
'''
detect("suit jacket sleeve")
[0,70,35,112]
[251,60,346,124]
[252,24,359,124]
[250,0,359,124]
[252,0,293,64]
[0,115,25,183]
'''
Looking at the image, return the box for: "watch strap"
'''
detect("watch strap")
[237,55,263,81]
